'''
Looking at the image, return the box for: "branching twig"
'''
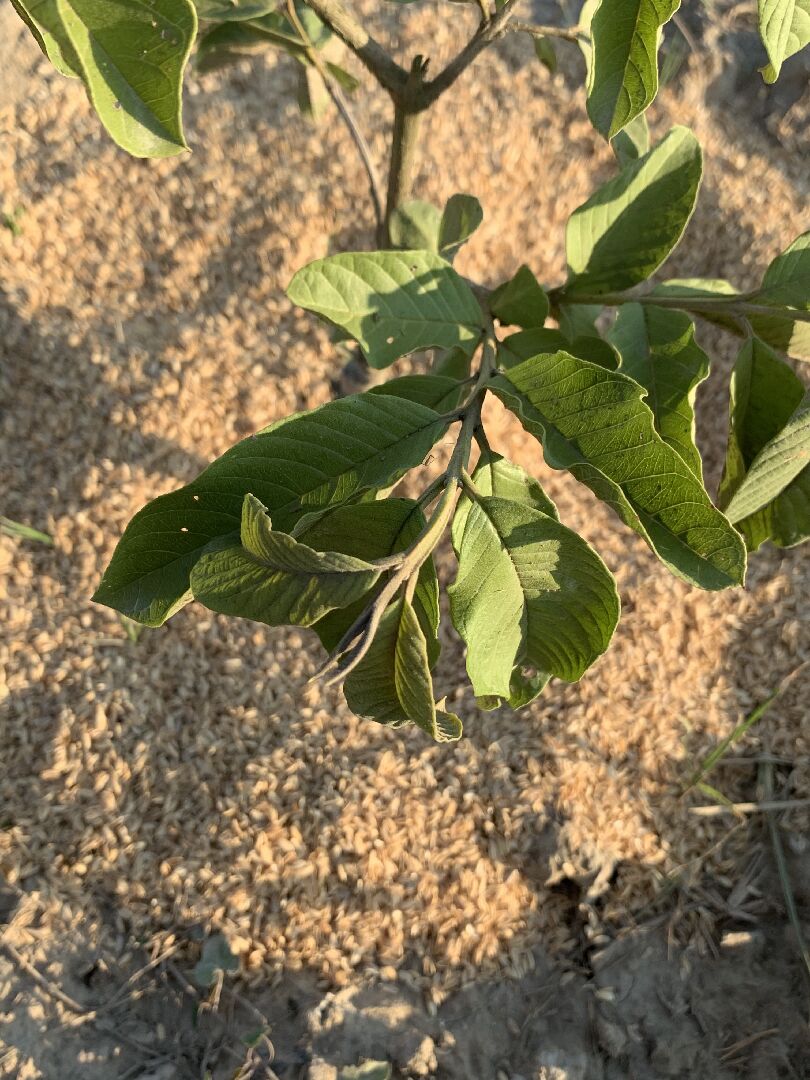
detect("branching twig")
[510,20,585,42]
[301,0,408,95]
[419,0,523,108]
[286,0,385,235]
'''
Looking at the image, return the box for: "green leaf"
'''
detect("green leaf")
[9,0,80,76]
[565,126,702,294]
[438,194,484,262]
[651,277,741,333]
[757,0,810,81]
[558,302,603,342]
[724,394,810,524]
[491,351,747,590]
[719,337,810,549]
[287,250,485,369]
[499,328,619,371]
[394,597,462,741]
[310,497,440,682]
[489,266,549,328]
[190,495,381,627]
[369,373,467,411]
[533,35,558,72]
[587,0,681,139]
[749,232,810,361]
[464,445,559,520]
[0,517,54,545]
[193,0,276,20]
[611,111,650,166]
[193,933,239,986]
[449,493,620,704]
[339,1063,392,1080]
[388,200,441,252]
[432,345,472,380]
[609,304,709,477]
[20,0,197,157]
[93,393,448,626]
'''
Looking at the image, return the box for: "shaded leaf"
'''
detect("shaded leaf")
[449,493,619,703]
[438,194,483,262]
[533,35,557,72]
[190,495,381,626]
[718,337,810,549]
[491,351,747,590]
[388,200,441,252]
[310,498,440,681]
[489,266,549,329]
[565,126,702,294]
[20,0,197,157]
[587,0,680,139]
[93,393,448,626]
[193,0,276,19]
[287,250,485,369]
[369,373,467,411]
[9,0,80,76]
[499,328,619,371]
[609,304,709,477]
[749,232,810,361]
[611,111,650,166]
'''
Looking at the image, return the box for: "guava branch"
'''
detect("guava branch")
[302,0,409,95]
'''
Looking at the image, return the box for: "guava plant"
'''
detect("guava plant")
[14,0,809,741]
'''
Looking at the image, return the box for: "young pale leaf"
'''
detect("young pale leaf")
[587,0,680,139]
[609,304,709,477]
[388,200,442,253]
[189,495,381,626]
[749,232,810,361]
[611,112,650,166]
[499,328,619,371]
[20,0,197,157]
[310,499,441,720]
[287,251,485,368]
[565,126,702,294]
[438,194,484,262]
[449,494,620,703]
[491,351,747,590]
[757,0,810,81]
[93,393,448,626]
[719,337,810,550]
[489,266,549,329]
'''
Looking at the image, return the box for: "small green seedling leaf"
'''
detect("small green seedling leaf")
[339,1063,392,1080]
[565,126,702,294]
[489,265,549,328]
[287,250,485,368]
[18,0,197,157]
[587,0,681,139]
[438,194,483,262]
[193,933,239,987]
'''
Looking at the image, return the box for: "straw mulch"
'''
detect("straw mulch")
[2,2,808,1003]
